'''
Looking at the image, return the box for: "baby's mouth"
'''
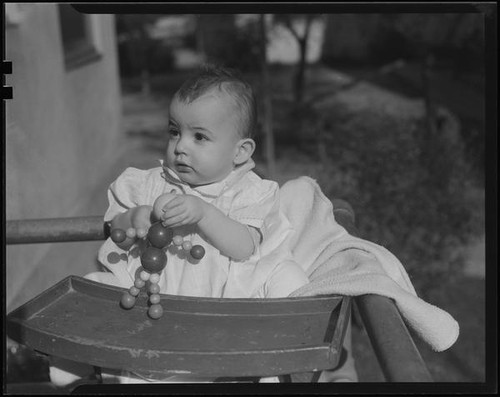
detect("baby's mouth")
[175,162,193,172]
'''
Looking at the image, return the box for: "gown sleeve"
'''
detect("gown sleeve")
[104,167,150,222]
[94,168,152,287]
[228,177,280,232]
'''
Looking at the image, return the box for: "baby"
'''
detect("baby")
[93,64,309,299]
[50,64,309,385]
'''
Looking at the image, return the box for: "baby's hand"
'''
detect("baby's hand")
[111,205,153,250]
[152,191,177,221]
[160,194,207,228]
[129,205,154,238]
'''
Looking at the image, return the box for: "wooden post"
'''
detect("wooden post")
[259,14,276,178]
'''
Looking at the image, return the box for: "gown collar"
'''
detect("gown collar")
[159,158,256,198]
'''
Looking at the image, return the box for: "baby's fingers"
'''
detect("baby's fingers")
[126,228,137,239]
[163,197,185,211]
[160,202,185,221]
[161,212,189,228]
[136,227,148,238]
[131,206,154,230]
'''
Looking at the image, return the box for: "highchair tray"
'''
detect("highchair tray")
[7,276,351,378]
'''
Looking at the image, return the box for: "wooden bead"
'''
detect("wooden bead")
[148,304,163,319]
[149,293,161,305]
[149,273,160,284]
[141,247,167,273]
[134,278,146,289]
[120,292,136,309]
[190,245,205,260]
[140,271,151,281]
[147,222,173,249]
[173,235,184,246]
[110,228,126,243]
[149,283,160,294]
[129,286,140,297]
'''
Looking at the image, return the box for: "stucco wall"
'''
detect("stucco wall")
[5,4,122,311]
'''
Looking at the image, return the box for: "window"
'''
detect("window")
[6,4,25,26]
[58,4,102,69]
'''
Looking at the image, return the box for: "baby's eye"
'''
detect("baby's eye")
[168,128,180,137]
[194,132,209,141]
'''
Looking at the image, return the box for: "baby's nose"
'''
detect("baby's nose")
[174,137,188,154]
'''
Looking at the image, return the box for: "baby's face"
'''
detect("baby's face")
[164,91,243,186]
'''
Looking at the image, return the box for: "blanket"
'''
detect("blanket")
[281,177,459,352]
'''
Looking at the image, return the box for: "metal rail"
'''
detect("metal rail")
[6,216,111,244]
[6,203,433,382]
[356,294,433,381]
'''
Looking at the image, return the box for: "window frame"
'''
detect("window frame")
[58,4,102,70]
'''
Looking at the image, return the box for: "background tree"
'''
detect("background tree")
[312,14,484,294]
[386,13,483,185]
[258,15,276,178]
[273,14,322,106]
[116,14,173,96]
[195,14,260,71]
[321,13,484,182]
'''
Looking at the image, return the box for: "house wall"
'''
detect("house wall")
[5,4,122,311]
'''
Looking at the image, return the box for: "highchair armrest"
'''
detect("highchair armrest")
[6,216,111,244]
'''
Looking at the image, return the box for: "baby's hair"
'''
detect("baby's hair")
[174,64,257,139]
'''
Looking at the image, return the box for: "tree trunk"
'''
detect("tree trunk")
[141,69,151,97]
[196,15,237,64]
[280,15,313,106]
[293,16,313,106]
[259,15,276,179]
[420,51,439,185]
[294,38,307,105]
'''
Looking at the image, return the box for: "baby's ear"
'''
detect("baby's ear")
[234,138,256,165]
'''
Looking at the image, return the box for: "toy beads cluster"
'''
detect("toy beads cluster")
[110,222,205,320]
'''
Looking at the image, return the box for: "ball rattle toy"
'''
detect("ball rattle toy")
[111,220,205,320]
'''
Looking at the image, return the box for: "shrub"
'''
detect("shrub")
[318,103,481,295]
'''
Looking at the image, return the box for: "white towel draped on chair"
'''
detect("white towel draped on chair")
[279,177,459,352]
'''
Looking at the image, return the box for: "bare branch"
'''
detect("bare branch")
[282,15,301,41]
